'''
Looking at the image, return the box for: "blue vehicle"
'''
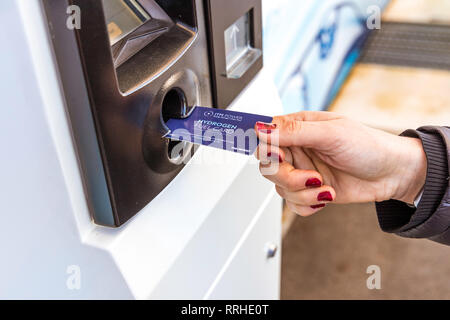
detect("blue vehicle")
[263,0,389,113]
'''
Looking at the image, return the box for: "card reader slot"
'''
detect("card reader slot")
[159,88,194,165]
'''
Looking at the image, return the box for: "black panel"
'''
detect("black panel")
[155,0,197,28]
[43,0,212,227]
[42,0,263,227]
[204,0,263,108]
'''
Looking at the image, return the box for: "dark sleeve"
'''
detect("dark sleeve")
[375,126,450,245]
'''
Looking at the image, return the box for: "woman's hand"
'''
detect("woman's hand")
[255,111,427,216]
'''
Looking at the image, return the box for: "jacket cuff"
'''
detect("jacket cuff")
[375,129,448,233]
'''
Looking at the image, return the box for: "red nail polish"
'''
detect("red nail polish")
[256,122,277,132]
[317,191,333,202]
[305,178,322,188]
[267,152,283,163]
[311,204,326,209]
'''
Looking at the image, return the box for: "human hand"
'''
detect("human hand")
[255,111,427,216]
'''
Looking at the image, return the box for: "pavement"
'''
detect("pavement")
[282,203,450,299]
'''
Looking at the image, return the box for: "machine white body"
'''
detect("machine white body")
[0,0,282,299]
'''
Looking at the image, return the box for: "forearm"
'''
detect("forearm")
[375,126,450,245]
[391,136,427,205]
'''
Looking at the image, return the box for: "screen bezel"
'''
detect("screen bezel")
[103,0,152,46]
[105,0,174,67]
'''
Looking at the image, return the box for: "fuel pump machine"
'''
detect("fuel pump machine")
[45,0,264,227]
[0,0,282,299]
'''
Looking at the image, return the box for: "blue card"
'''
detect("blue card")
[164,107,273,155]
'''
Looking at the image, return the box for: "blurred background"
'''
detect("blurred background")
[262,0,450,299]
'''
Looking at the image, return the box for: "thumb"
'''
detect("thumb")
[256,115,334,148]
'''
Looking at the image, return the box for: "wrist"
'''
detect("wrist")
[391,137,427,204]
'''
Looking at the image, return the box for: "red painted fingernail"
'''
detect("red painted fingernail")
[305,178,322,188]
[267,152,283,163]
[311,204,326,209]
[256,122,277,132]
[317,191,333,202]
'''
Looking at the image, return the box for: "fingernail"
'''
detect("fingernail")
[311,204,326,209]
[317,191,333,202]
[256,122,277,132]
[267,152,283,163]
[305,178,322,188]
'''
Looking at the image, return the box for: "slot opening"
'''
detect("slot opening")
[162,88,187,123]
[161,88,192,163]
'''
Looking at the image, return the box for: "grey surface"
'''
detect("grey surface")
[359,22,450,70]
[281,203,450,299]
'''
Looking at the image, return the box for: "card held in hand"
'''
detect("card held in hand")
[164,107,273,155]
